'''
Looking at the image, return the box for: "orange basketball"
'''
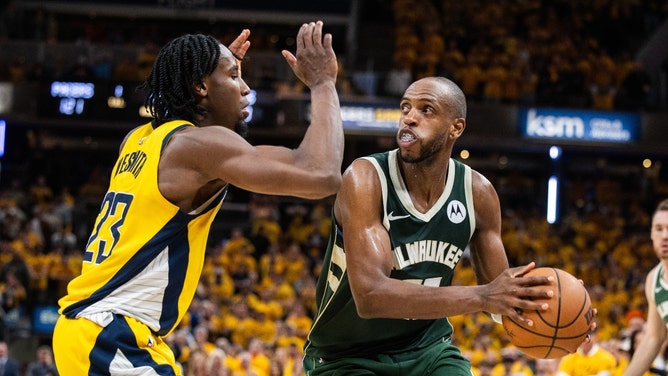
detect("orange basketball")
[502,267,594,359]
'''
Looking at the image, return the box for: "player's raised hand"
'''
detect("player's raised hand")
[228,29,250,60]
[282,21,337,89]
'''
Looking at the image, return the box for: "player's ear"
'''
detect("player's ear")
[450,118,466,139]
[194,81,207,98]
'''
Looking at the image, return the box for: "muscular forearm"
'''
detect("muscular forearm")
[296,81,343,196]
[354,280,486,320]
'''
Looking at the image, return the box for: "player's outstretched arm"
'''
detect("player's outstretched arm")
[176,21,343,200]
[218,21,343,199]
[275,20,344,197]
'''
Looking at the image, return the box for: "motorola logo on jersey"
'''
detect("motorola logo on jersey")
[447,200,466,224]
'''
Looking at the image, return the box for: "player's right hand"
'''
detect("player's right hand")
[281,21,338,89]
[481,262,554,326]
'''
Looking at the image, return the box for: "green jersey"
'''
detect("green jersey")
[305,150,475,359]
[654,265,668,329]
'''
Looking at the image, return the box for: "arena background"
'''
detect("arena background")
[0,0,667,373]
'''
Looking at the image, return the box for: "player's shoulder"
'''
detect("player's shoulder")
[469,167,496,195]
[119,125,144,151]
[345,152,387,174]
[166,124,242,156]
[647,263,663,284]
[342,157,381,185]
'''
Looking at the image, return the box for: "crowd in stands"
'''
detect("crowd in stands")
[387,0,666,111]
[0,0,666,111]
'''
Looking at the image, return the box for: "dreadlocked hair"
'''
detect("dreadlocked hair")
[140,34,221,125]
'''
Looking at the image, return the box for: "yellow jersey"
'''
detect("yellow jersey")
[58,120,226,337]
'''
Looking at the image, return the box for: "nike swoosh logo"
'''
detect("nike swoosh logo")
[656,286,663,294]
[388,211,411,221]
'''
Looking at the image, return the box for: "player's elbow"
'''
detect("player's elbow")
[352,291,384,319]
[354,299,374,319]
[321,172,342,195]
[355,299,388,319]
[304,171,342,198]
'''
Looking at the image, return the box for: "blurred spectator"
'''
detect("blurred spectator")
[482,56,508,104]
[165,328,191,368]
[272,343,302,376]
[46,245,81,300]
[203,248,236,305]
[491,347,532,376]
[0,270,27,332]
[455,52,484,101]
[615,61,652,111]
[0,242,30,292]
[557,329,616,376]
[249,225,272,262]
[247,338,270,376]
[50,224,77,254]
[193,324,217,355]
[25,345,59,376]
[234,350,263,376]
[473,359,495,376]
[25,243,50,306]
[186,347,209,376]
[206,348,228,376]
[0,341,19,376]
[29,175,54,210]
[535,358,559,376]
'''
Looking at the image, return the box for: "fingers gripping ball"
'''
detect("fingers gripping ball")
[502,267,594,359]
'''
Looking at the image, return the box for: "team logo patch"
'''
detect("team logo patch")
[447,200,466,224]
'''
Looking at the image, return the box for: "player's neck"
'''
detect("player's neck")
[399,160,449,213]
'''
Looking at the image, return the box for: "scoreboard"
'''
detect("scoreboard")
[39,80,149,121]
[38,80,270,127]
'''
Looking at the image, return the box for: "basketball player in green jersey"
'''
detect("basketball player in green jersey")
[304,76,564,375]
[624,199,668,376]
[53,22,343,375]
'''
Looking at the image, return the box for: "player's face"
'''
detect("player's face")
[396,79,464,163]
[651,210,668,260]
[200,45,251,136]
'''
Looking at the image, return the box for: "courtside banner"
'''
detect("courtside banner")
[32,305,59,334]
[339,102,401,131]
[519,107,640,143]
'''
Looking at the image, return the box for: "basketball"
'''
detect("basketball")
[502,267,593,359]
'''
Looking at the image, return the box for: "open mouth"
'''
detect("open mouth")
[398,129,417,144]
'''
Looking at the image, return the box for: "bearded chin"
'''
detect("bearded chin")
[235,121,249,138]
[399,137,443,164]
[399,150,425,164]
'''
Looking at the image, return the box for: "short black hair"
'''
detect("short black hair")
[140,34,222,125]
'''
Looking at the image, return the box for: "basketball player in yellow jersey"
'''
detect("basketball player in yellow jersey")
[53,21,343,375]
